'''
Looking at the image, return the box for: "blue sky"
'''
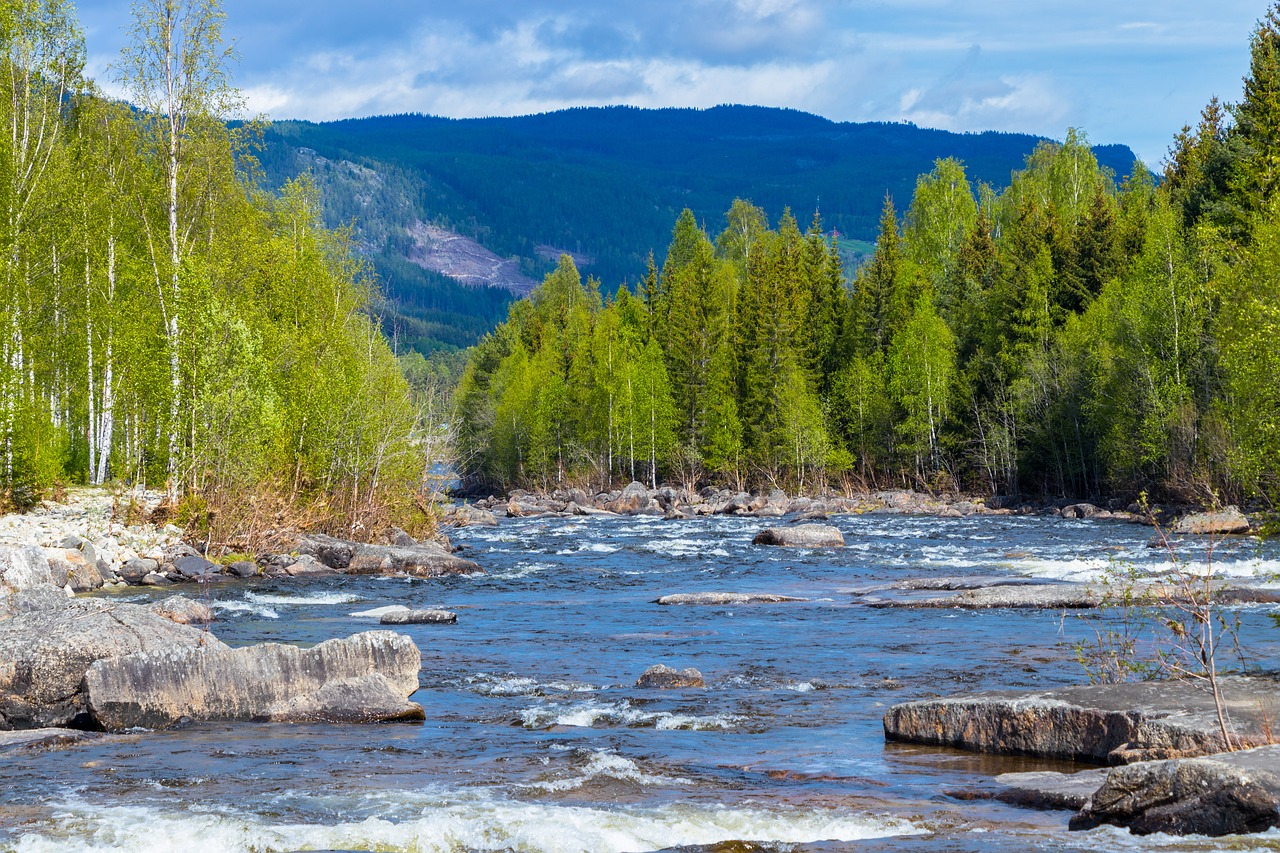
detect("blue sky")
[77,0,1268,166]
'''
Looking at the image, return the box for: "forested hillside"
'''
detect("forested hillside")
[257,108,1137,357]
[0,0,428,537]
[455,6,1280,505]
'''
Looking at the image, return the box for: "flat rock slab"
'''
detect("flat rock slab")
[85,630,425,730]
[655,592,809,606]
[867,584,1104,609]
[0,727,102,753]
[994,768,1111,810]
[885,676,1280,764]
[380,609,456,624]
[753,524,844,547]
[289,533,482,577]
[865,580,1280,610]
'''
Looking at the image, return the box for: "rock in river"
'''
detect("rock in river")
[636,664,705,688]
[288,533,482,577]
[655,592,808,605]
[752,524,844,547]
[1070,746,1280,836]
[0,597,220,729]
[883,676,1278,764]
[1171,506,1252,535]
[85,631,425,730]
[380,609,457,625]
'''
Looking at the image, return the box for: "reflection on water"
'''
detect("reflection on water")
[3,513,1280,852]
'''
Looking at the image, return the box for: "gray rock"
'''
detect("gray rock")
[45,549,104,592]
[118,558,158,584]
[1061,503,1102,520]
[636,664,705,688]
[1070,747,1280,836]
[0,599,221,729]
[284,555,334,576]
[140,572,173,586]
[379,609,457,624]
[866,583,1103,610]
[0,545,53,602]
[883,676,1278,764]
[227,560,258,578]
[85,630,425,730]
[444,505,498,527]
[1171,506,1251,535]
[347,542,482,577]
[289,533,481,576]
[149,595,215,625]
[172,554,217,580]
[752,524,845,547]
[655,592,808,605]
[995,768,1110,810]
[605,481,652,514]
[0,727,102,754]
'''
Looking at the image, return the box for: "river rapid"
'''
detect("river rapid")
[3,512,1280,852]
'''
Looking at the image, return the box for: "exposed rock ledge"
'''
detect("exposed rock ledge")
[0,542,426,732]
[883,676,1279,764]
[993,746,1280,837]
[86,631,424,729]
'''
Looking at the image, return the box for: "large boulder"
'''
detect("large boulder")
[347,542,481,577]
[45,549,104,592]
[752,524,844,548]
[605,481,653,514]
[84,630,424,730]
[1070,748,1280,836]
[443,505,498,528]
[0,545,54,600]
[0,598,221,729]
[288,533,481,577]
[149,595,215,625]
[884,677,1277,764]
[1171,506,1251,535]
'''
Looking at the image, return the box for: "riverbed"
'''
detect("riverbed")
[3,512,1280,852]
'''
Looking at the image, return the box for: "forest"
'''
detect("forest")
[0,0,429,537]
[256,106,1137,359]
[455,6,1280,505]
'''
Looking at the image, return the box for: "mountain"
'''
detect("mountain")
[253,105,1141,356]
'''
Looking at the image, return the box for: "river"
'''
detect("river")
[2,512,1279,852]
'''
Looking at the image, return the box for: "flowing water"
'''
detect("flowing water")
[3,512,1280,852]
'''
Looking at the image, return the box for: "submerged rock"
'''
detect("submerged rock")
[85,631,425,730]
[379,609,457,624]
[636,664,705,688]
[752,524,845,548]
[655,592,808,605]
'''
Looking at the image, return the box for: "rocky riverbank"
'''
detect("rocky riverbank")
[445,481,1262,536]
[0,489,428,738]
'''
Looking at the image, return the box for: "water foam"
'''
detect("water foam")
[518,699,742,731]
[245,591,364,606]
[6,795,924,853]
[525,750,692,792]
[209,600,278,619]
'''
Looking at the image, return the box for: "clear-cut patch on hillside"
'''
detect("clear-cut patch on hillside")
[406,221,537,295]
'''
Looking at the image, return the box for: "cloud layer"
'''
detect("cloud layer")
[77,0,1265,165]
